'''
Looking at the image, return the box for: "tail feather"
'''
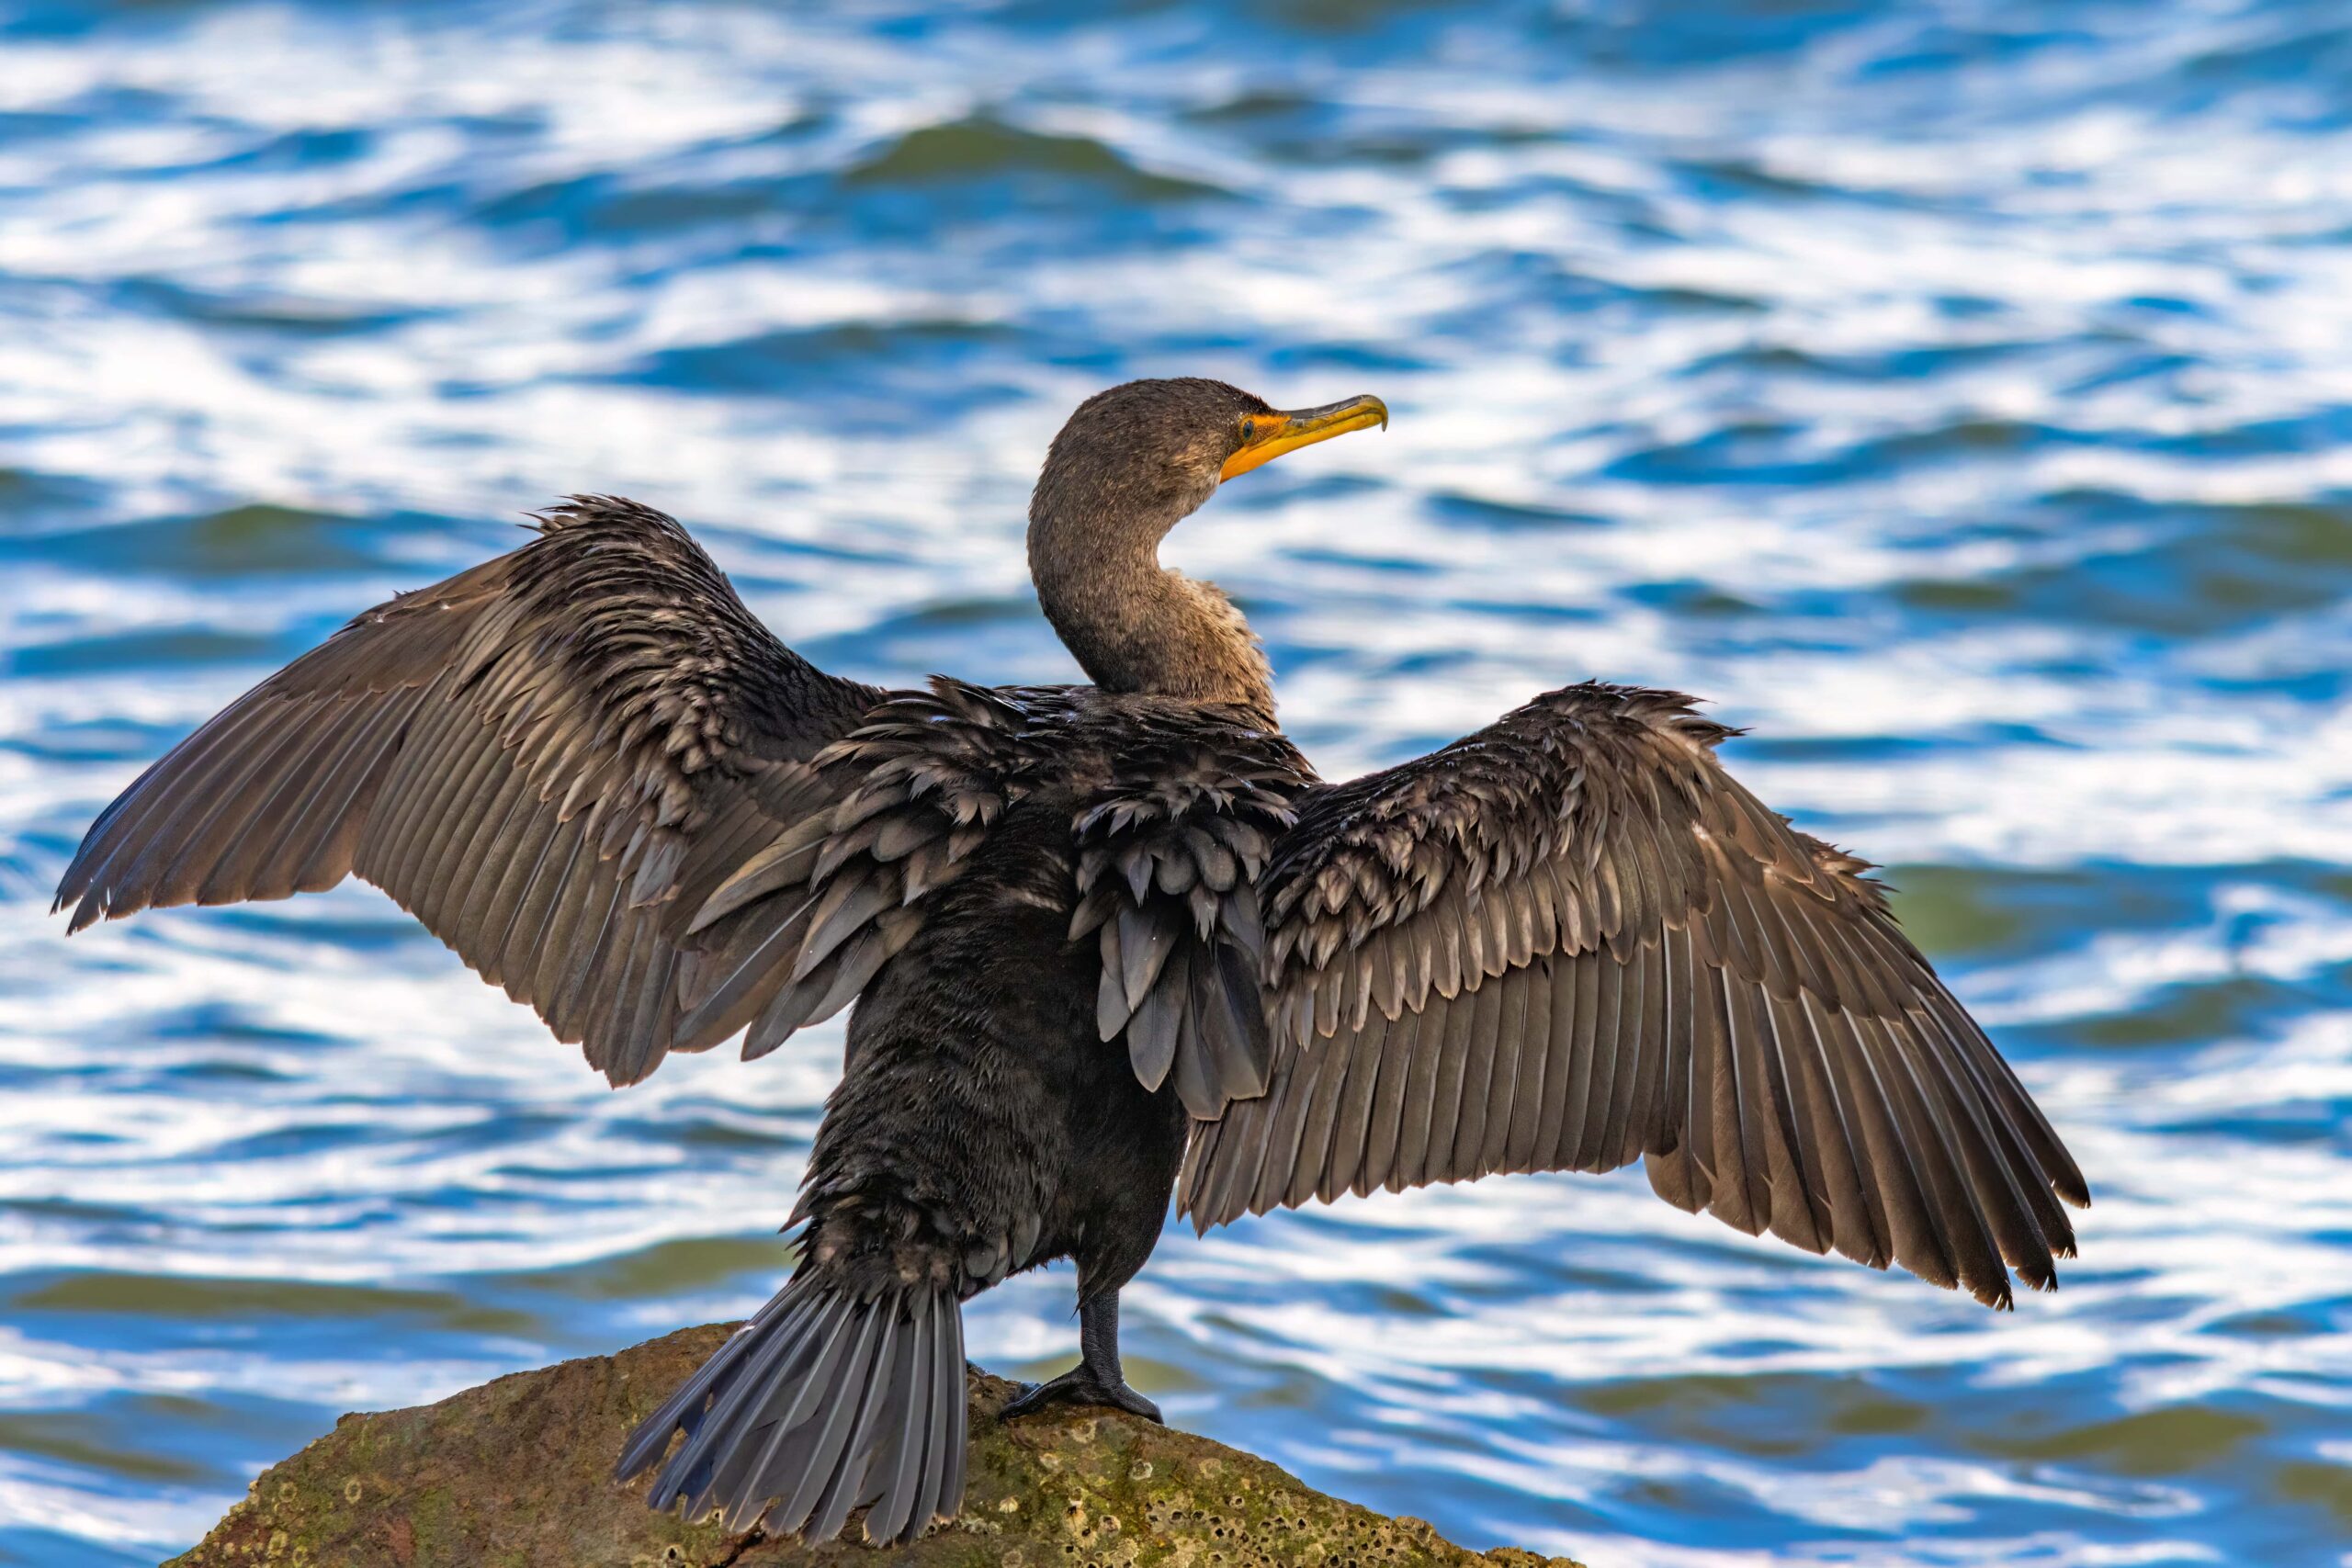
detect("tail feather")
[863,1294,933,1543]
[776,1303,892,1538]
[929,1289,968,1525]
[620,1280,965,1546]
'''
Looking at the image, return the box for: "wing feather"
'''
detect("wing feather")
[1446,952,1505,1180]
[1358,1002,1421,1196]
[1071,719,1306,1118]
[1317,1011,1386,1202]
[1181,682,2088,1307]
[54,498,886,1084]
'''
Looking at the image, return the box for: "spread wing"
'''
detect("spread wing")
[1179,683,2090,1308]
[53,496,887,1086]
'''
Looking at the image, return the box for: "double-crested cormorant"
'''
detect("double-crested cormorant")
[54,378,2087,1545]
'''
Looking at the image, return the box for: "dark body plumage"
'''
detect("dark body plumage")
[53,378,2088,1545]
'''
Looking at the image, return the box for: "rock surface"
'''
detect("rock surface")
[167,1324,1583,1568]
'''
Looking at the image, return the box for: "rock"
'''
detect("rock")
[166,1324,1583,1568]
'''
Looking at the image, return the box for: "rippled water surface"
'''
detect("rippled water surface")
[3,2,2351,1563]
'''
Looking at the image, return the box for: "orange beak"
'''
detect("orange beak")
[1218,394,1389,482]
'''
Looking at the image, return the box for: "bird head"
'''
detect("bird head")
[1029,378,1387,546]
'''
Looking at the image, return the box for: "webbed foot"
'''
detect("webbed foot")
[1000,1367,1163,1424]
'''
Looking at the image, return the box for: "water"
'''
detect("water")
[1,1,2349,1562]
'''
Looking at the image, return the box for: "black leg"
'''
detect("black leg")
[998,1288,1163,1424]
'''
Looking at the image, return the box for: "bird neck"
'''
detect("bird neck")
[1029,527,1275,717]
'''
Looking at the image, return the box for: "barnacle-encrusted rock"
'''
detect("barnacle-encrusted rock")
[166,1324,1581,1568]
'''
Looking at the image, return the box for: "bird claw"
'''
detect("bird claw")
[999,1367,1163,1425]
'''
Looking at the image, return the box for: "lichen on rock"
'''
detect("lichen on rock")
[166,1324,1582,1568]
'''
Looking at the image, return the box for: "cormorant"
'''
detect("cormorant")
[52,378,2088,1546]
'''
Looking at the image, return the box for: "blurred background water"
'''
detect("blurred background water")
[1,0,2349,1563]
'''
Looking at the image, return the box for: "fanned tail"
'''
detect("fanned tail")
[618,1279,966,1545]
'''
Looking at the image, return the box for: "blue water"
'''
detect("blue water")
[2,1,2350,1563]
